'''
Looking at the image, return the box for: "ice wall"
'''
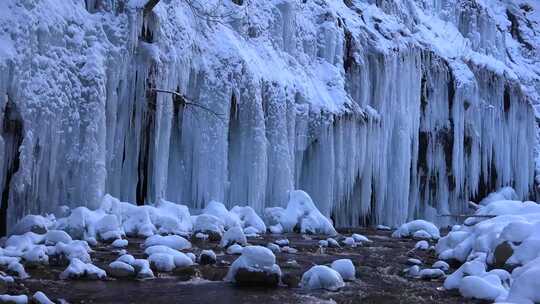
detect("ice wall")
[0,0,538,233]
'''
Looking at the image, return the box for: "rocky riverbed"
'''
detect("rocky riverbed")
[1,228,482,304]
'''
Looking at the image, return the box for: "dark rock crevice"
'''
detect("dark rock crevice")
[0,97,24,237]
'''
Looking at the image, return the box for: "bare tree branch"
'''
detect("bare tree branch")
[144,0,161,16]
[151,88,224,120]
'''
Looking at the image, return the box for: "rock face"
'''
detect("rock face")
[0,0,538,233]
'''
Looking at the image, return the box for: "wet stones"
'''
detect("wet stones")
[234,268,280,288]
[493,241,513,268]
[282,272,300,288]
[198,250,216,265]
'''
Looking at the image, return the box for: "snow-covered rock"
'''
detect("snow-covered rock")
[226,244,243,255]
[265,191,337,235]
[117,254,136,265]
[108,261,135,278]
[111,239,128,248]
[193,214,225,239]
[7,262,28,279]
[144,235,191,251]
[376,225,391,231]
[266,243,281,254]
[60,258,106,280]
[432,261,449,272]
[95,214,124,241]
[44,230,72,246]
[220,227,247,248]
[199,250,217,265]
[242,226,260,237]
[342,237,356,247]
[505,258,540,303]
[0,274,14,283]
[11,215,52,236]
[351,234,370,243]
[330,259,355,281]
[274,239,289,247]
[132,259,154,279]
[392,220,440,240]
[281,246,298,254]
[0,294,28,304]
[32,291,54,304]
[148,253,175,272]
[202,201,241,230]
[407,258,422,266]
[326,238,340,248]
[479,187,518,206]
[301,265,345,291]
[225,246,281,287]
[406,265,421,277]
[21,245,48,265]
[53,241,92,263]
[414,240,429,250]
[230,206,267,234]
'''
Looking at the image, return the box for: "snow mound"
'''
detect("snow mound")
[301,265,345,291]
[264,190,336,235]
[392,220,440,239]
[330,259,355,281]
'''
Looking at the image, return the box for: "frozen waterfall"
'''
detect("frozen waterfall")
[0,0,538,234]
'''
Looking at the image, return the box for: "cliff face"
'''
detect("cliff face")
[0,0,538,233]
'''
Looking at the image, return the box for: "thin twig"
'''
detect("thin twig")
[151,88,224,120]
[437,214,496,218]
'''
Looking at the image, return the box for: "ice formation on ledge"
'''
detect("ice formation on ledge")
[0,0,538,233]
